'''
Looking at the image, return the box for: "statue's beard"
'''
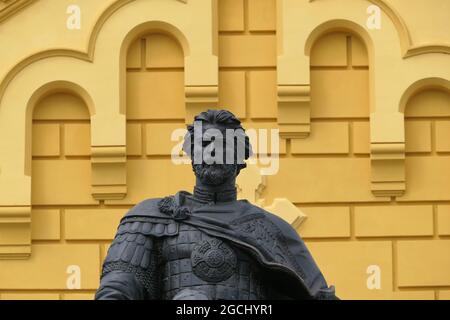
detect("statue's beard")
[193,163,237,186]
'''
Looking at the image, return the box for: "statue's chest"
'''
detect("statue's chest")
[159,223,268,300]
[160,224,240,282]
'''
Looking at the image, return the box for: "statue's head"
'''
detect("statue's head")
[182,109,253,186]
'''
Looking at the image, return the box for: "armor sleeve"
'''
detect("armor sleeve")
[95,219,163,300]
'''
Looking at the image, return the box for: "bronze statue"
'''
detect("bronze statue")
[95,109,337,300]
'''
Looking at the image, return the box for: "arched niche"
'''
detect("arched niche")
[124,29,186,120]
[30,85,94,207]
[305,20,374,64]
[25,81,94,176]
[0,81,95,259]
[118,20,189,121]
[399,78,450,115]
[399,81,450,202]
[402,80,450,158]
[277,16,374,139]
[308,29,370,119]
[107,28,194,206]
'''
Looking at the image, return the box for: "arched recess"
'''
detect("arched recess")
[398,80,450,202]
[25,81,95,176]
[277,4,376,139]
[0,81,95,260]
[305,29,371,153]
[0,0,218,259]
[118,21,189,119]
[307,25,371,119]
[399,78,450,114]
[106,30,195,206]
[31,89,94,204]
[277,17,373,139]
[92,21,190,202]
[304,20,374,62]
[291,28,374,201]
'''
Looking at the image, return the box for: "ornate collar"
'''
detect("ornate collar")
[193,186,237,203]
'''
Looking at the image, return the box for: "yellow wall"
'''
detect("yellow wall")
[0,0,449,300]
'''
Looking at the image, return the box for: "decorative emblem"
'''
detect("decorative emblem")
[191,238,237,282]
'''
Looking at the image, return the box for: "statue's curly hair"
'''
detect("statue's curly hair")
[182,109,253,173]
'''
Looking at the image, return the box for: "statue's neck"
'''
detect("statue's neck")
[193,177,237,203]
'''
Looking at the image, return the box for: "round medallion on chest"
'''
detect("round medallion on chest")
[191,238,237,282]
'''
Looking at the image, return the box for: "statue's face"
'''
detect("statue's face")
[191,123,239,186]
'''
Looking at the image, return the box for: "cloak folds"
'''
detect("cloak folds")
[121,192,337,300]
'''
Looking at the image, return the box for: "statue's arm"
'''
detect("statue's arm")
[95,271,147,300]
[95,220,161,300]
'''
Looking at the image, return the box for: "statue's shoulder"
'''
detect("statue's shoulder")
[124,191,192,220]
[124,197,167,219]
[113,196,180,238]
